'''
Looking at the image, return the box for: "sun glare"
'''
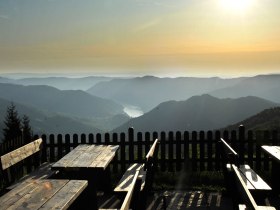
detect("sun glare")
[220,0,254,14]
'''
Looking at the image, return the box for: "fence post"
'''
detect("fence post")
[120,132,126,173]
[41,134,47,163]
[255,131,262,171]
[113,133,118,173]
[128,128,134,163]
[160,132,166,172]
[238,125,245,165]
[247,130,254,167]
[73,134,78,148]
[88,133,94,144]
[215,131,221,171]
[57,134,63,159]
[137,132,143,163]
[168,131,174,172]
[199,131,205,171]
[263,131,270,171]
[49,134,55,162]
[81,134,86,144]
[65,134,71,154]
[183,131,190,172]
[192,131,198,172]
[176,131,182,171]
[207,131,213,171]
[105,133,110,145]
[96,133,101,144]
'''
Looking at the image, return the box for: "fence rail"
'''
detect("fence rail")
[1,126,279,175]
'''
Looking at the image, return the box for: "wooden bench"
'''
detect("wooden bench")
[0,138,57,191]
[100,170,142,210]
[232,164,276,210]
[114,139,159,195]
[220,138,271,192]
[220,138,272,208]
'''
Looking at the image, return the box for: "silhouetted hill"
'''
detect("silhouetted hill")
[0,98,101,140]
[210,74,280,103]
[87,76,244,112]
[223,107,280,132]
[113,95,278,133]
[0,83,124,119]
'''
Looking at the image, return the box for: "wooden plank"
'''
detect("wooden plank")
[239,165,272,190]
[220,138,238,156]
[7,180,68,210]
[90,145,119,169]
[120,170,140,210]
[51,145,90,169]
[39,180,88,210]
[0,138,43,170]
[114,163,146,192]
[6,162,56,190]
[262,146,280,161]
[71,145,103,168]
[232,164,259,210]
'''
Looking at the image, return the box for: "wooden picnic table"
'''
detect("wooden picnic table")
[0,179,87,210]
[51,144,119,210]
[261,145,280,193]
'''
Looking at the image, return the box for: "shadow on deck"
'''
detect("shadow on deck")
[97,190,234,210]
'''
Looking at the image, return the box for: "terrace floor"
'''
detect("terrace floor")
[97,190,234,210]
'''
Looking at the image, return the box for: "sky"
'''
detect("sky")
[0,0,280,77]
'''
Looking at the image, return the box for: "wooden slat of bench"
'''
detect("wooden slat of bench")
[0,138,43,170]
[6,162,57,190]
[39,180,88,210]
[239,165,272,191]
[114,163,146,193]
[146,139,159,159]
[120,170,140,210]
[232,165,276,210]
[0,179,68,210]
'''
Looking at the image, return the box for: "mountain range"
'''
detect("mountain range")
[87,76,245,112]
[0,83,124,119]
[223,107,280,132]
[113,95,278,133]
[0,76,114,91]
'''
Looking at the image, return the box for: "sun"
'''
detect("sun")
[220,0,254,14]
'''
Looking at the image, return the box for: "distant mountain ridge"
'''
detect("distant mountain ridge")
[0,76,115,90]
[87,76,245,112]
[113,95,278,133]
[0,83,124,119]
[210,74,280,103]
[223,107,280,132]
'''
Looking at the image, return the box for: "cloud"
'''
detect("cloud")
[133,18,161,32]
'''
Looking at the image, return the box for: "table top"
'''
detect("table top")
[52,144,119,170]
[261,145,280,161]
[0,179,88,210]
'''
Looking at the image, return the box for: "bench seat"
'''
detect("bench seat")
[114,163,146,193]
[6,162,58,190]
[238,165,271,191]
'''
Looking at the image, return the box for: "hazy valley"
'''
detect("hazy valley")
[1,74,280,140]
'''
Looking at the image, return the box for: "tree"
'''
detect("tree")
[2,103,22,143]
[22,115,33,143]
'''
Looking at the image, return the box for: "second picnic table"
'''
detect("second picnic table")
[261,145,280,193]
[51,144,119,209]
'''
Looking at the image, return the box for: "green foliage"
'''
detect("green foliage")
[2,103,22,143]
[22,115,33,143]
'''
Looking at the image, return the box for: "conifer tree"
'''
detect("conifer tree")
[2,103,22,143]
[22,115,33,143]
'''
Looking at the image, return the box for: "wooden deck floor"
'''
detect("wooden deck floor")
[97,190,234,210]
[146,191,233,210]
